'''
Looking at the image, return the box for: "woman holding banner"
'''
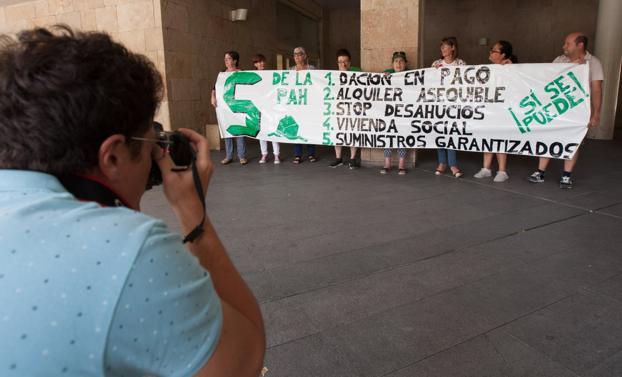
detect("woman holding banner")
[473,40,517,182]
[252,54,281,164]
[432,37,466,178]
[211,51,248,165]
[329,48,360,169]
[290,46,317,164]
[381,51,409,175]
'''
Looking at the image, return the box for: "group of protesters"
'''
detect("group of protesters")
[213,32,603,189]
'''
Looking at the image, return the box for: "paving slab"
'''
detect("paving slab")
[383,329,579,377]
[503,291,622,375]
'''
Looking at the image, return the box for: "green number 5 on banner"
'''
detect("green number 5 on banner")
[223,72,262,137]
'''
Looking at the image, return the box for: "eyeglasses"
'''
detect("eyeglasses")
[131,136,170,159]
[131,136,173,145]
[293,52,306,56]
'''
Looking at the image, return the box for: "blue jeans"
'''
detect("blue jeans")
[293,144,316,157]
[437,148,457,166]
[225,137,246,159]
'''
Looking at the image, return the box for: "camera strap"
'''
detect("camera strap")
[176,152,205,244]
[58,153,205,243]
[58,174,131,208]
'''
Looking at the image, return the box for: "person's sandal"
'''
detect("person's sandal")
[380,167,390,175]
[259,154,268,164]
[452,169,463,178]
[293,156,302,164]
[308,155,317,163]
[220,158,232,165]
[398,168,407,175]
[435,165,446,176]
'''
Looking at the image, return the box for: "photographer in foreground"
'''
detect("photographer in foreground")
[0,26,265,376]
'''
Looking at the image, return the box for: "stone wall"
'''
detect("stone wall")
[0,0,326,133]
[161,0,323,134]
[323,6,360,70]
[360,0,420,165]
[0,0,170,127]
[422,0,599,66]
[361,0,420,72]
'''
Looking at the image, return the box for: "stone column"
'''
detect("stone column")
[0,0,170,129]
[590,0,622,140]
[360,0,421,166]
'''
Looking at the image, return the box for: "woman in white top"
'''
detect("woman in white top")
[431,37,465,178]
[252,54,281,164]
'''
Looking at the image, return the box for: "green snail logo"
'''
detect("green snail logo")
[268,115,308,142]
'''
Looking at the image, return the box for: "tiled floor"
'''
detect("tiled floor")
[142,137,622,377]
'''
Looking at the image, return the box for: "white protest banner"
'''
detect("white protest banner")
[215,63,590,159]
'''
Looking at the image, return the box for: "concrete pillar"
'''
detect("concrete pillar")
[590,0,622,140]
[360,0,421,166]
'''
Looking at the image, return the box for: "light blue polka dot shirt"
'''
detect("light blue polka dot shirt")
[0,170,223,376]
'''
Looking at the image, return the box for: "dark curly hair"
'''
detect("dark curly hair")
[0,25,163,175]
[497,40,518,63]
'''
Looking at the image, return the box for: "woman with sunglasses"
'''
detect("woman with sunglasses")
[473,41,517,182]
[431,37,466,178]
[381,51,409,175]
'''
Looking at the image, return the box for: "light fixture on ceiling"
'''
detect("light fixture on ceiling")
[230,8,248,22]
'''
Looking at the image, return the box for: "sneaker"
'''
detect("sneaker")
[329,158,343,168]
[527,171,545,183]
[274,156,281,164]
[348,159,360,169]
[559,176,573,189]
[220,158,233,165]
[493,171,509,182]
[239,158,248,165]
[473,168,492,179]
[259,155,268,164]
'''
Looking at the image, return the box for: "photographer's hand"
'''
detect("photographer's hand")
[155,128,212,227]
[154,128,265,377]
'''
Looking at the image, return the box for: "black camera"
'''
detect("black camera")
[146,122,195,189]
